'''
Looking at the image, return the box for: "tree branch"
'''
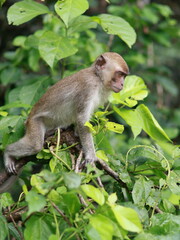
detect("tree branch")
[0,127,128,190]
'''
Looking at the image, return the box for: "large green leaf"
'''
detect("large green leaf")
[0,214,8,240]
[7,0,50,25]
[62,192,81,216]
[0,101,30,111]
[68,15,97,35]
[26,190,46,215]
[0,67,21,85]
[87,214,114,240]
[63,172,81,189]
[0,192,14,208]
[20,76,49,105]
[39,31,78,68]
[150,213,180,236]
[81,184,105,206]
[24,215,55,240]
[93,14,136,48]
[0,115,24,146]
[109,75,148,107]
[132,176,153,207]
[111,205,142,233]
[114,104,171,142]
[136,104,171,142]
[113,107,142,139]
[55,0,89,27]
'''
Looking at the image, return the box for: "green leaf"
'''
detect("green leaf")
[85,121,97,134]
[87,214,114,240]
[0,192,14,208]
[150,213,180,236]
[109,75,148,107]
[95,132,115,155]
[39,31,77,68]
[0,115,24,147]
[13,36,26,47]
[136,104,172,142]
[135,233,158,240]
[7,0,50,25]
[167,172,180,195]
[0,67,21,85]
[113,107,142,139]
[132,176,153,207]
[31,175,48,195]
[0,111,8,117]
[111,205,142,233]
[49,235,59,240]
[55,0,89,27]
[26,190,46,215]
[108,193,117,204]
[24,215,55,240]
[68,15,97,35]
[20,76,49,105]
[0,215,8,240]
[96,150,108,162]
[154,4,172,18]
[105,121,124,134]
[0,101,31,111]
[0,0,6,7]
[8,223,22,240]
[94,14,136,48]
[62,192,81,216]
[81,184,105,205]
[63,172,81,189]
[114,104,172,142]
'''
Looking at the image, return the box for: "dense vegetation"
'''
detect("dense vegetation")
[0,0,179,239]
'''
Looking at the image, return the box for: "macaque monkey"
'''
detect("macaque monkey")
[4,52,129,176]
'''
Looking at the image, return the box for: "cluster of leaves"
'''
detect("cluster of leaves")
[0,0,180,240]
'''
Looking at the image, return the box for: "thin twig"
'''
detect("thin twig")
[75,151,83,173]
[9,214,24,240]
[97,158,128,189]
[49,146,71,170]
[51,202,72,226]
[155,206,163,214]
[92,163,103,188]
[78,194,94,214]
[70,153,76,170]
[107,34,114,50]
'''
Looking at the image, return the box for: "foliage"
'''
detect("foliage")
[0,0,180,240]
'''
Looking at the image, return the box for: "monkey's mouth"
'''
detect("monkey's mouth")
[112,85,122,93]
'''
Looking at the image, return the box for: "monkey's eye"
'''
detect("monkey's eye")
[116,71,125,77]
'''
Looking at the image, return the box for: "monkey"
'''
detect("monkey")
[1,52,129,191]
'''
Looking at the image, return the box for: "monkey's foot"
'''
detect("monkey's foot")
[5,159,17,175]
[80,157,98,169]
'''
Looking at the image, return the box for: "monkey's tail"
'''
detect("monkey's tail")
[0,175,19,193]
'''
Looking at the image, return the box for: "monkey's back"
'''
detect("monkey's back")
[27,67,101,129]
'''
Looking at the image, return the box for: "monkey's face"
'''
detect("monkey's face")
[95,52,129,93]
[111,71,127,93]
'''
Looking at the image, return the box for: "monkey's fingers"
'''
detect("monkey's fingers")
[6,160,18,175]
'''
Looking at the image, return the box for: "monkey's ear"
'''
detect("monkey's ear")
[95,55,106,69]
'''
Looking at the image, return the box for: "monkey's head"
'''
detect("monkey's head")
[95,52,129,93]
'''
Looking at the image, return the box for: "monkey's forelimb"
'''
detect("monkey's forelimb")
[0,158,27,193]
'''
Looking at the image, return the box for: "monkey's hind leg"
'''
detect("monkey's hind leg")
[4,119,45,174]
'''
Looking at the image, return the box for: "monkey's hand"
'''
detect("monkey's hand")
[4,154,18,175]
